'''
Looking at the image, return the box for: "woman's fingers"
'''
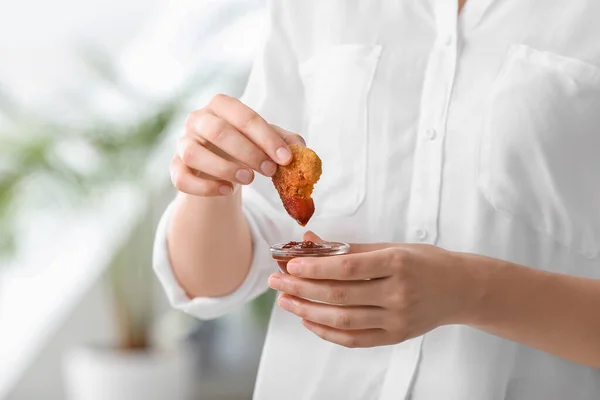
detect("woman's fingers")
[271,124,306,146]
[177,136,254,185]
[170,156,232,196]
[178,95,307,198]
[287,248,399,280]
[205,94,293,165]
[301,320,389,349]
[186,110,277,177]
[302,230,323,242]
[269,274,384,306]
[278,294,386,330]
[276,294,393,348]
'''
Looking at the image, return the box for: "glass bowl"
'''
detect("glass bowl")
[270,241,350,274]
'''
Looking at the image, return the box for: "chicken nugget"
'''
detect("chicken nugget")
[272,144,322,226]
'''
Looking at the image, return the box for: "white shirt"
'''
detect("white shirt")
[153,0,600,398]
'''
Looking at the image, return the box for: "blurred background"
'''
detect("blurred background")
[0,0,275,399]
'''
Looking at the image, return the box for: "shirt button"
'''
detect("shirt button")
[416,228,428,241]
[424,128,437,140]
[444,35,453,46]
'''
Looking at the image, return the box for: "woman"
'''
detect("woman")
[153,0,600,398]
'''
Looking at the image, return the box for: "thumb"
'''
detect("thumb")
[271,124,306,146]
[303,230,323,242]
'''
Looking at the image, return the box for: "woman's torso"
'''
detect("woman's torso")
[252,0,600,398]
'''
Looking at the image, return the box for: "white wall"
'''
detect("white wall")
[0,0,164,108]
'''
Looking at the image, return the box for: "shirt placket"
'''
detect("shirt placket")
[406,0,459,247]
[379,2,460,400]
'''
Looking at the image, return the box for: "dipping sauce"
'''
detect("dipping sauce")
[282,240,324,249]
[270,241,350,274]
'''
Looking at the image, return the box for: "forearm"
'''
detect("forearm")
[458,253,600,368]
[167,189,252,298]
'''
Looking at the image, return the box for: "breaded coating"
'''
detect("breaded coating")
[272,144,322,226]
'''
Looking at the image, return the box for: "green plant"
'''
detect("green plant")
[0,2,273,350]
[0,54,248,351]
[0,82,180,256]
[0,70,186,351]
[250,289,276,327]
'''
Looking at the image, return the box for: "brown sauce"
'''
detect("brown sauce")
[270,241,350,274]
[281,240,325,250]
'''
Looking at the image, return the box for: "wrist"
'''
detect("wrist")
[450,251,494,326]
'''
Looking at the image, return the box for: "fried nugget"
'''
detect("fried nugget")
[272,144,322,226]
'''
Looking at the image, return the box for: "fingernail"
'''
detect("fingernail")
[278,296,292,310]
[268,275,282,290]
[218,185,232,195]
[296,136,306,146]
[276,146,291,163]
[287,260,302,275]
[260,160,277,176]
[235,169,252,184]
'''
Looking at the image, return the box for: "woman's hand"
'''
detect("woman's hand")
[171,94,305,196]
[268,234,486,348]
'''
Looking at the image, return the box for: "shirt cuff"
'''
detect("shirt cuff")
[152,199,274,320]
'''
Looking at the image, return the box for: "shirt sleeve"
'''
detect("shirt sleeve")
[152,0,304,320]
